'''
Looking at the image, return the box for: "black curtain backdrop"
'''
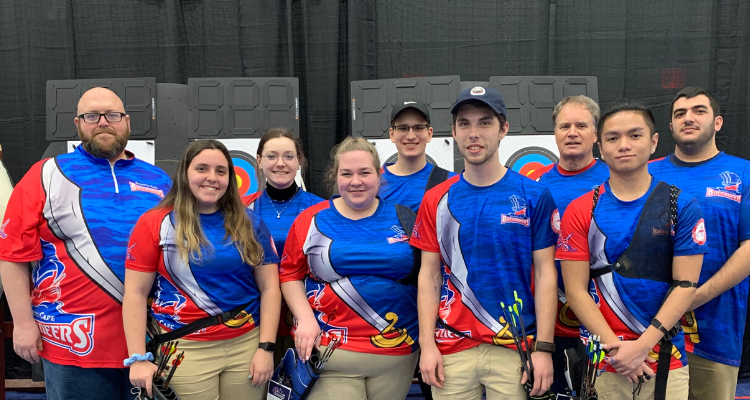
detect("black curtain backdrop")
[2,0,750,376]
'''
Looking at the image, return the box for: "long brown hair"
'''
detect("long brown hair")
[157,139,265,266]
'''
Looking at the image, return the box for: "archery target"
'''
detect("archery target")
[371,138,454,171]
[214,139,304,195]
[498,135,559,180]
[67,140,155,165]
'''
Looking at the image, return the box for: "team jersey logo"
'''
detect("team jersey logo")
[0,219,8,239]
[501,195,530,226]
[32,241,95,356]
[126,243,136,261]
[306,283,348,343]
[551,209,561,234]
[151,276,187,329]
[129,181,165,198]
[588,280,600,306]
[412,221,422,240]
[557,233,577,253]
[692,218,707,245]
[706,171,742,202]
[387,224,409,244]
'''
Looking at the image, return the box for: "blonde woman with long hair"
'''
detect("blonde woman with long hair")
[280,137,420,400]
[122,139,281,400]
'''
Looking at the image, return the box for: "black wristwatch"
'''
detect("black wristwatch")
[532,341,556,353]
[258,342,276,352]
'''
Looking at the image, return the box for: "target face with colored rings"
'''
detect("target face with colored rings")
[229,150,259,196]
[498,135,559,181]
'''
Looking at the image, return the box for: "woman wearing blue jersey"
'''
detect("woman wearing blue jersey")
[123,139,281,400]
[279,137,420,400]
[242,128,324,365]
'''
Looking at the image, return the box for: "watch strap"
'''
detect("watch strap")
[532,340,556,353]
[258,342,276,352]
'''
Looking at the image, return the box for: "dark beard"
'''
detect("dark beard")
[78,126,130,160]
[673,125,715,155]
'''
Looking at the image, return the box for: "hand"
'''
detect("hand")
[12,322,43,364]
[419,343,444,389]
[624,362,654,384]
[522,351,553,396]
[249,349,274,386]
[129,360,158,397]
[293,317,321,363]
[603,339,655,376]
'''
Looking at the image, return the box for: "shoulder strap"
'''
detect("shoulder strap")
[395,204,420,286]
[149,302,250,348]
[425,166,450,193]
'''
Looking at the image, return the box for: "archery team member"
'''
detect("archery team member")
[0,87,171,400]
[413,86,559,399]
[650,87,750,400]
[379,100,454,212]
[123,139,281,400]
[243,128,324,365]
[558,101,706,399]
[379,100,456,400]
[538,95,610,394]
[280,137,420,400]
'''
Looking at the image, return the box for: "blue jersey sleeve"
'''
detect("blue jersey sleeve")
[674,194,708,256]
[249,210,281,265]
[740,174,750,242]
[531,188,559,251]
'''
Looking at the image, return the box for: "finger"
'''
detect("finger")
[30,349,40,364]
[146,381,153,397]
[520,370,528,385]
[436,363,445,389]
[643,363,655,377]
[532,371,542,396]
[646,355,657,364]
[37,338,44,351]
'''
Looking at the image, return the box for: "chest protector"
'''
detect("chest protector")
[589,181,680,400]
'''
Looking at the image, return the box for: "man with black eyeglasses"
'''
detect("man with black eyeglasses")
[0,87,171,400]
[378,101,454,213]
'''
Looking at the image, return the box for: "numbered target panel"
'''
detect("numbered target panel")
[46,78,156,141]
[489,76,598,135]
[188,78,299,139]
[351,76,461,138]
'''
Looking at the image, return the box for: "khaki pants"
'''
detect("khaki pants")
[168,327,266,400]
[687,352,738,400]
[596,365,689,400]
[432,344,527,400]
[307,347,419,400]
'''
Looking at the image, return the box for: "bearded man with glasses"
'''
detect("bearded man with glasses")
[0,87,171,400]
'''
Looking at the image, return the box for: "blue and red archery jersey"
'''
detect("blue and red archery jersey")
[538,160,610,338]
[379,163,457,212]
[650,152,750,367]
[410,171,559,355]
[243,189,324,337]
[126,207,279,341]
[0,146,171,368]
[556,178,708,372]
[279,199,418,356]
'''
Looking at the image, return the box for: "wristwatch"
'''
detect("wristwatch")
[532,341,556,353]
[258,342,276,352]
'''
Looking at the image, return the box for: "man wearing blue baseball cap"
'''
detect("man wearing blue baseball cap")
[412,86,559,399]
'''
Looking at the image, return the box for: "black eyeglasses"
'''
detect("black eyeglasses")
[392,124,429,134]
[77,112,127,123]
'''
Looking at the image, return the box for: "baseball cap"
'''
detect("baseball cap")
[391,101,431,124]
[451,86,507,117]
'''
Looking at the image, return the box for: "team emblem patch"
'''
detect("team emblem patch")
[551,209,561,234]
[706,171,741,203]
[0,219,8,239]
[470,86,486,96]
[387,224,409,244]
[556,233,577,253]
[692,218,706,245]
[501,195,530,226]
[129,182,165,198]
